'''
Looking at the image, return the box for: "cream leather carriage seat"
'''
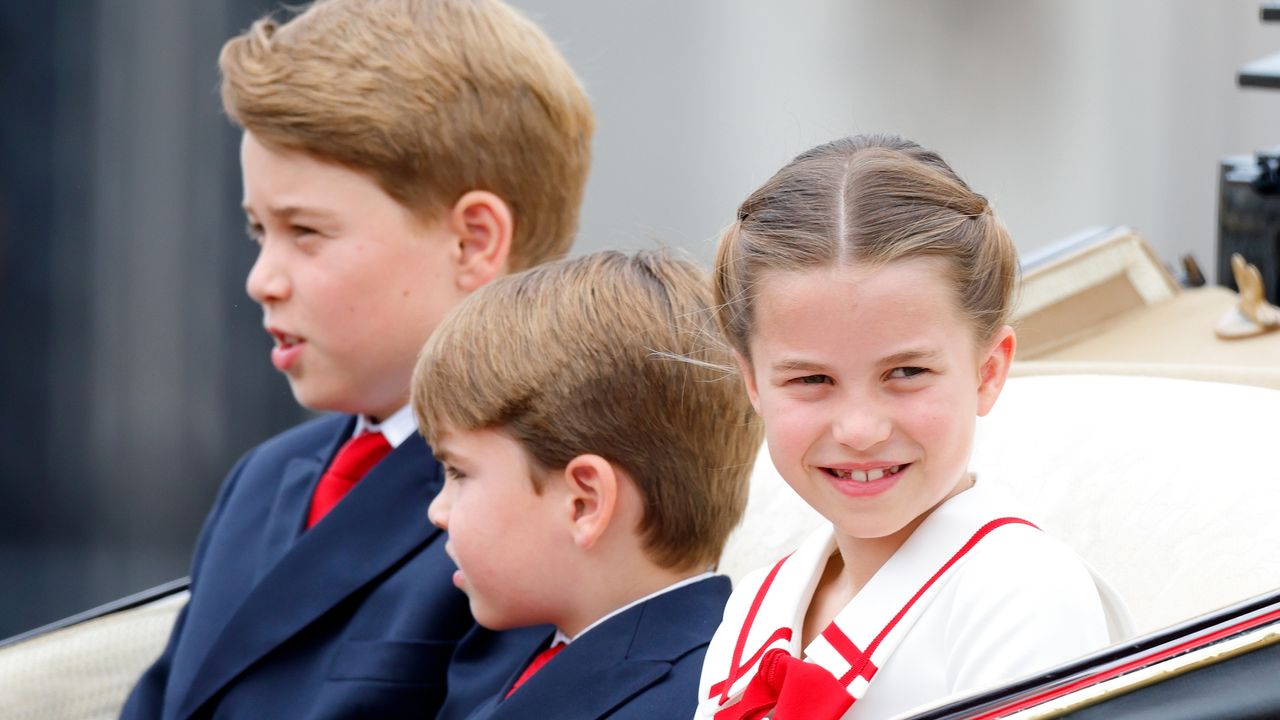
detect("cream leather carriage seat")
[0,588,186,720]
[719,369,1280,636]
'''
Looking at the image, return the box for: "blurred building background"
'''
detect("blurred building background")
[2,0,1279,638]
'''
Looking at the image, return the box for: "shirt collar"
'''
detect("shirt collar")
[353,404,417,448]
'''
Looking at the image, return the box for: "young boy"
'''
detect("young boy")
[413,251,764,720]
[121,1,593,718]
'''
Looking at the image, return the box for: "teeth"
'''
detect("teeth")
[831,465,901,482]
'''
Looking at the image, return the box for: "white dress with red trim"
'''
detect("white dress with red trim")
[696,482,1131,720]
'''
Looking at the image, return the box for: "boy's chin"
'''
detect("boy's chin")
[285,380,387,418]
[469,601,536,633]
[289,393,352,416]
[470,606,515,632]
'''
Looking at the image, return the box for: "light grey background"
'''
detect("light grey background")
[519,0,1280,272]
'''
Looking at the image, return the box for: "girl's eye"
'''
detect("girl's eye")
[245,222,264,243]
[795,374,832,385]
[888,367,927,379]
[443,465,466,481]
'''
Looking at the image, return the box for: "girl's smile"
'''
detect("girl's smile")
[820,462,910,497]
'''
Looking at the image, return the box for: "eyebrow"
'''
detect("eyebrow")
[241,204,338,222]
[769,359,830,375]
[880,349,942,366]
[769,348,942,375]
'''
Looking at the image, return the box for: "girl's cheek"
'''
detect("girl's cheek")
[904,393,967,443]
[763,405,815,442]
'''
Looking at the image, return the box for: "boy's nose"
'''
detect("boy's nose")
[831,399,892,452]
[245,244,291,304]
[426,490,450,530]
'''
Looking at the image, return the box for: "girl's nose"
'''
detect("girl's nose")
[831,398,892,452]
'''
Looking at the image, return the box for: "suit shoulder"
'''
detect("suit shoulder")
[234,414,350,469]
[208,414,351,507]
[609,644,709,719]
[256,413,350,454]
[631,576,732,661]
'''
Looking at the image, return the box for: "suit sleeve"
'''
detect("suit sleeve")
[118,449,257,719]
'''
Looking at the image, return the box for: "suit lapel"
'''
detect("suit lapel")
[257,418,351,579]
[488,577,731,720]
[492,613,667,720]
[461,630,555,719]
[176,433,443,719]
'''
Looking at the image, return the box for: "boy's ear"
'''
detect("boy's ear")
[448,190,514,292]
[734,351,761,414]
[976,325,1016,417]
[559,454,618,551]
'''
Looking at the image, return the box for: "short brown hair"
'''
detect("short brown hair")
[220,0,594,271]
[716,134,1018,357]
[413,250,763,571]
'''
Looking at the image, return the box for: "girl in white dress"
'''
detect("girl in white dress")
[697,135,1130,720]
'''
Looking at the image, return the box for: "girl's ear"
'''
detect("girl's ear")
[734,351,761,414]
[560,454,618,550]
[976,325,1016,417]
[448,190,514,292]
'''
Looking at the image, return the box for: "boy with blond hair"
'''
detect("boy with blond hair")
[122,0,593,717]
[413,250,763,719]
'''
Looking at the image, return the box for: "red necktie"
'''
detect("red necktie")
[305,431,392,529]
[505,641,566,698]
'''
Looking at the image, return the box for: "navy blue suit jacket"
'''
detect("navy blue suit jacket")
[439,575,732,720]
[121,414,476,719]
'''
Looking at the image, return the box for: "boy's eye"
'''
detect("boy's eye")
[291,224,317,237]
[888,367,928,379]
[245,222,264,243]
[442,465,466,481]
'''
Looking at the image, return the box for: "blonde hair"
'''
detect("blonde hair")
[716,134,1018,357]
[413,250,763,570]
[219,0,594,271]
